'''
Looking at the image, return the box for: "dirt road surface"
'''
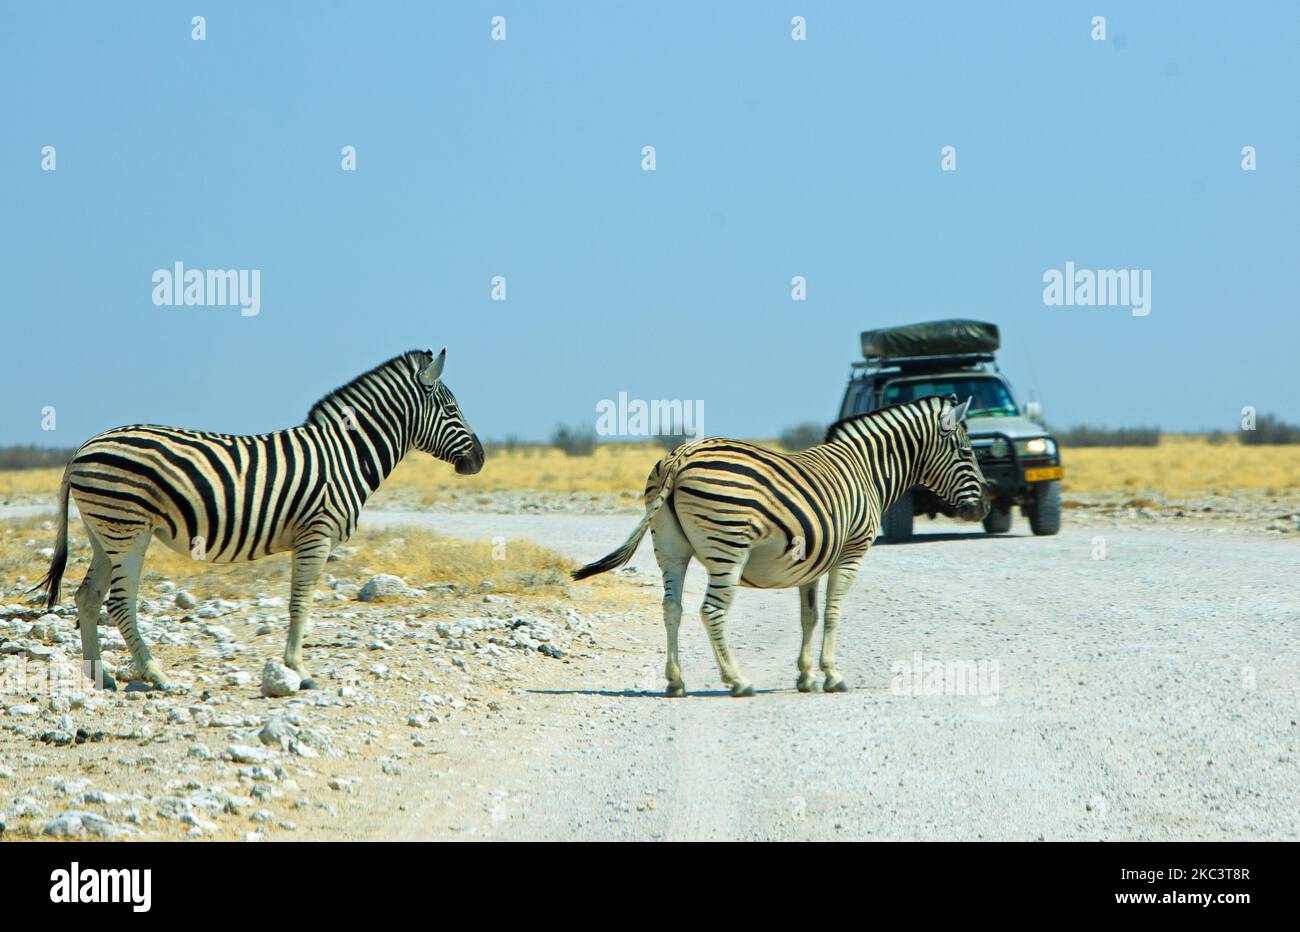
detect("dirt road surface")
[357,509,1300,841]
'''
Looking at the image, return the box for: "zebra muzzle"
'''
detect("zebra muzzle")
[454,437,485,475]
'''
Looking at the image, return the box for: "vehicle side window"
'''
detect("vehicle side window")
[842,383,868,417]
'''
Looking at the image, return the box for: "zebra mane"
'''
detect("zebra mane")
[304,350,429,426]
[823,395,945,444]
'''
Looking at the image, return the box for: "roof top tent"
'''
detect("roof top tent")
[855,319,1001,374]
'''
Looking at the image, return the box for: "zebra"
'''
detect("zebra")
[33,348,483,692]
[572,394,988,697]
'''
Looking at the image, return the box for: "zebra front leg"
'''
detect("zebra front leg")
[819,556,864,693]
[700,564,752,697]
[106,530,170,689]
[284,534,330,687]
[796,581,820,692]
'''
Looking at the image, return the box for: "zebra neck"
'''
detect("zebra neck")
[877,454,922,512]
[322,411,411,500]
[837,425,928,515]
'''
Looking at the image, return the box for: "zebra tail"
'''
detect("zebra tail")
[571,458,681,581]
[31,466,73,609]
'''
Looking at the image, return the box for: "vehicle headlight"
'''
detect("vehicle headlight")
[1017,438,1056,457]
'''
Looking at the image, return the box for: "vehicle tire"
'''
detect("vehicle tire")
[881,491,914,544]
[1028,480,1062,536]
[982,505,1013,534]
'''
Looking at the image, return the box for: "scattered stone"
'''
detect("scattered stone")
[258,717,294,750]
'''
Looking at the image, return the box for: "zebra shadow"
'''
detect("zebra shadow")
[526,687,797,699]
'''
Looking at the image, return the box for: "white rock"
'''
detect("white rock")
[260,659,301,698]
[175,590,198,609]
[357,574,417,602]
[43,811,118,838]
[227,744,273,764]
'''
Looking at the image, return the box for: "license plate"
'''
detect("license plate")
[1024,466,1063,482]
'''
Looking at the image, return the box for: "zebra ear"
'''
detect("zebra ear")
[418,348,446,387]
[941,397,971,432]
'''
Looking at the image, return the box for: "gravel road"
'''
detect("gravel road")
[5,500,1296,841]
[360,509,1300,841]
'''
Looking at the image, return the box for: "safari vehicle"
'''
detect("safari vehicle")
[838,319,1063,543]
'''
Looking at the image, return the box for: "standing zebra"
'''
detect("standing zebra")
[572,395,988,697]
[34,349,483,691]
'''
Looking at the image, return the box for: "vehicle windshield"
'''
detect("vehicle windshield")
[883,376,1018,417]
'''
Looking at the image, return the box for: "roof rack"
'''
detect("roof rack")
[851,352,997,372]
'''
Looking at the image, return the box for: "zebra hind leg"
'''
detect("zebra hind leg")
[819,557,864,693]
[699,562,752,697]
[651,514,692,697]
[104,529,170,689]
[74,527,114,690]
[284,534,330,687]
[796,581,819,692]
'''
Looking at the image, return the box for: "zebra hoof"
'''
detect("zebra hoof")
[796,673,817,692]
[140,661,170,691]
[299,678,317,690]
[730,681,755,698]
[665,681,685,698]
[822,675,848,693]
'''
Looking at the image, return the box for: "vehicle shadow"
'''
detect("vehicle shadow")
[880,531,1026,545]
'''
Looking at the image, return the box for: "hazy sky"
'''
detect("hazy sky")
[2,1,1296,447]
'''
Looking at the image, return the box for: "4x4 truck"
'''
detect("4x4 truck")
[837,319,1063,543]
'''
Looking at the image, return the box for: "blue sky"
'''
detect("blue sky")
[1,1,1296,446]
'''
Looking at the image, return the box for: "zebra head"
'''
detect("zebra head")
[918,395,989,522]
[412,349,484,475]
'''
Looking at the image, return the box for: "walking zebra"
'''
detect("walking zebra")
[572,395,988,697]
[34,349,483,691]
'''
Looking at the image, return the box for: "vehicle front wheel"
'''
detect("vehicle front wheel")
[982,504,1013,534]
[1028,480,1062,536]
[881,491,914,544]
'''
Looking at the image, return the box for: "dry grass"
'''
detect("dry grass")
[0,466,63,501]
[1062,435,1300,495]
[0,517,614,606]
[372,443,666,508]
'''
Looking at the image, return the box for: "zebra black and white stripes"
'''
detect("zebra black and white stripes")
[35,348,483,690]
[572,394,989,697]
